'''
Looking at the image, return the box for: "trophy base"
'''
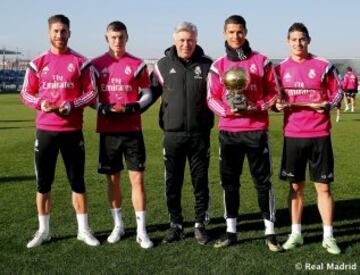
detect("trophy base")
[49,105,60,112]
[285,102,327,109]
[228,93,248,112]
[113,103,124,112]
[232,106,248,112]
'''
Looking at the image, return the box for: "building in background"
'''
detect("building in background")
[1,55,359,92]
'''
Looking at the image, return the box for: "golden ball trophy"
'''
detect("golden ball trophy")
[224,67,251,112]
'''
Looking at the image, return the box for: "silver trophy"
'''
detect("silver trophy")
[224,67,251,112]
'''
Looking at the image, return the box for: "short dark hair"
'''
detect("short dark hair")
[48,14,70,29]
[347,66,353,71]
[287,22,310,40]
[224,15,247,31]
[106,21,128,36]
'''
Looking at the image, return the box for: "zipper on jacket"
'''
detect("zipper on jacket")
[183,70,188,132]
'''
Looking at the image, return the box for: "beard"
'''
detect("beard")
[50,39,68,51]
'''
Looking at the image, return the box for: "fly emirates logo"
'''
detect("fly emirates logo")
[286,81,317,96]
[42,74,75,90]
[101,77,133,92]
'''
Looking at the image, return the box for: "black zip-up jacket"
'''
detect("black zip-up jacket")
[150,45,214,132]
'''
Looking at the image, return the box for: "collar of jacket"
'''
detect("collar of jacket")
[165,45,205,66]
[225,40,252,61]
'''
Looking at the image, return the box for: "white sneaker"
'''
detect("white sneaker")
[344,106,350,112]
[107,225,125,244]
[136,233,154,249]
[27,230,51,248]
[351,108,355,112]
[322,237,341,255]
[282,233,303,250]
[77,229,100,246]
[336,116,340,123]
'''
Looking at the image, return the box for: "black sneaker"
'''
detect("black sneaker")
[214,232,237,248]
[194,225,210,245]
[265,234,283,252]
[162,223,185,243]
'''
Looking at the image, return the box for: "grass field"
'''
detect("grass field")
[0,93,359,274]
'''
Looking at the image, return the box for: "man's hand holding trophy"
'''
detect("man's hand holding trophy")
[41,90,73,116]
[41,90,61,113]
[276,88,328,113]
[223,67,255,115]
[97,91,140,115]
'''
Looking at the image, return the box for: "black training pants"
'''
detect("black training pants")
[219,130,276,222]
[163,131,210,224]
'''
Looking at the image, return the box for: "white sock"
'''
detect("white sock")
[194,222,203,228]
[38,214,50,233]
[110,208,123,227]
[226,218,237,233]
[76,213,89,232]
[291,224,302,235]
[323,225,334,239]
[264,219,275,235]
[135,211,147,236]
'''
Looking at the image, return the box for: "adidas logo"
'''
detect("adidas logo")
[42,66,49,75]
[101,68,109,75]
[169,68,176,74]
[284,72,292,82]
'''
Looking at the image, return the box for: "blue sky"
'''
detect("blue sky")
[1,0,359,60]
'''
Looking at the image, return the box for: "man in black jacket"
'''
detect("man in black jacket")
[150,22,214,245]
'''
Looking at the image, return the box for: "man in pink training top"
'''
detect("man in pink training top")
[92,21,153,249]
[275,22,343,254]
[21,14,99,248]
[207,15,281,251]
[342,66,358,112]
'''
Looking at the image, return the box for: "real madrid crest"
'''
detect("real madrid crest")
[67,63,75,73]
[125,66,132,75]
[194,66,202,79]
[308,69,316,79]
[250,64,257,74]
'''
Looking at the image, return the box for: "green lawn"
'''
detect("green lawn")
[0,93,359,274]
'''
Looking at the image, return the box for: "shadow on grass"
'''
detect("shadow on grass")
[141,198,360,249]
[0,119,33,123]
[28,198,359,248]
[0,126,33,130]
[213,198,360,250]
[0,175,35,184]
[46,232,136,245]
[46,228,165,246]
[34,199,359,250]
[203,198,359,226]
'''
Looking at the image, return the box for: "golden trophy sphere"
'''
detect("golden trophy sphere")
[223,67,250,93]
